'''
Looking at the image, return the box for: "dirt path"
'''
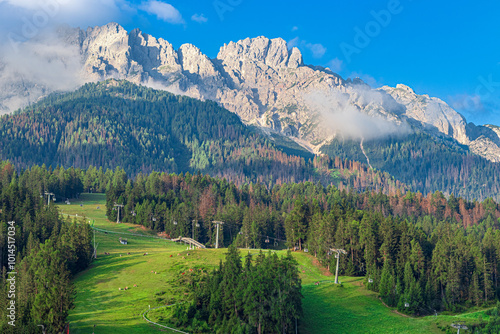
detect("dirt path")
[142,304,189,333]
[378,297,413,318]
[312,256,332,276]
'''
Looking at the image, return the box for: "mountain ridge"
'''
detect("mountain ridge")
[1,22,499,162]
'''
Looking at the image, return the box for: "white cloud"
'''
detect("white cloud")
[0,34,85,112]
[292,26,298,32]
[288,37,300,48]
[304,89,410,141]
[449,93,483,112]
[287,37,326,59]
[0,0,135,33]
[306,42,326,58]
[1,0,41,10]
[139,1,184,24]
[0,38,83,90]
[191,13,208,23]
[449,94,500,126]
[327,58,343,72]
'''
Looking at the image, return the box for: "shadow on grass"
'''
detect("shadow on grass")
[299,281,433,334]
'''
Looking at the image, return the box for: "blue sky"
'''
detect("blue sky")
[1,0,499,125]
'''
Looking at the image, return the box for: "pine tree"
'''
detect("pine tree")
[379,259,396,306]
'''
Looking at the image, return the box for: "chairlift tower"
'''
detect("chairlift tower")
[113,203,124,223]
[330,248,347,284]
[212,221,224,249]
[43,192,56,206]
[451,323,468,334]
[192,220,200,241]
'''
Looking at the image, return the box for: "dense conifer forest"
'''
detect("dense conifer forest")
[0,161,93,333]
[322,133,500,201]
[107,169,500,315]
[172,245,302,333]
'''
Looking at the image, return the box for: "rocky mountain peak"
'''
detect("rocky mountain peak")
[1,23,499,162]
[395,83,415,94]
[217,36,294,70]
[178,43,218,78]
[381,84,468,140]
[86,22,126,37]
[287,47,303,68]
[485,124,500,138]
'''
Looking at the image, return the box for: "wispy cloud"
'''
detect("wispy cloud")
[304,88,410,141]
[0,0,137,113]
[0,38,83,89]
[191,13,208,23]
[447,93,499,125]
[449,94,483,112]
[139,1,184,24]
[288,37,327,59]
[0,33,84,113]
[1,0,43,10]
[327,58,343,72]
[306,42,326,58]
[291,26,299,32]
[0,0,136,36]
[0,0,188,113]
[288,37,300,48]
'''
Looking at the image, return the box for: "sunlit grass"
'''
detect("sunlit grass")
[65,194,491,333]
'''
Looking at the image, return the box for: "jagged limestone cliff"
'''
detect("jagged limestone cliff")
[1,22,499,161]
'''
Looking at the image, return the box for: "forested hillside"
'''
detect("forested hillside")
[0,80,403,195]
[1,79,499,201]
[107,170,500,314]
[321,133,500,201]
[0,161,93,333]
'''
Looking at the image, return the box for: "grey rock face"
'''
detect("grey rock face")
[1,23,499,161]
[485,124,500,140]
[380,84,500,162]
[380,84,468,143]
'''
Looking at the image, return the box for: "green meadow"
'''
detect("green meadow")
[63,194,490,333]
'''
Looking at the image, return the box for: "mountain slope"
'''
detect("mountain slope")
[321,132,500,201]
[381,84,500,162]
[1,23,499,163]
[0,80,403,194]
